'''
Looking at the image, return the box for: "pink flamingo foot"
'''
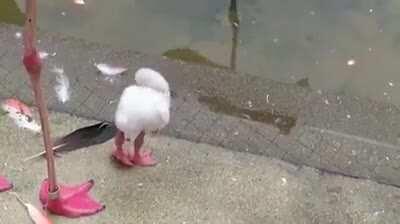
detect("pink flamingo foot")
[39,179,105,218]
[0,176,13,192]
[131,149,158,166]
[112,148,134,167]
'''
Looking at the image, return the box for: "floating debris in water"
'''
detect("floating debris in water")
[233,131,239,136]
[369,9,374,14]
[266,94,270,103]
[324,99,329,105]
[73,0,85,5]
[15,32,22,39]
[383,92,388,96]
[51,52,57,57]
[388,81,394,87]
[346,114,351,119]
[368,47,373,52]
[137,183,144,187]
[52,66,70,104]
[347,59,356,66]
[231,177,238,182]
[247,100,253,108]
[95,63,128,76]
[317,89,322,95]
[1,98,41,133]
[61,11,67,16]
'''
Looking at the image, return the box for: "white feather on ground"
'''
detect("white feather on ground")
[115,68,170,149]
[51,66,70,103]
[39,51,49,59]
[94,63,128,76]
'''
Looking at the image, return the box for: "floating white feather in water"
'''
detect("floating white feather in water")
[94,63,128,76]
[10,192,53,224]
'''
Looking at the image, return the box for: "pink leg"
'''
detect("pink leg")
[131,131,157,166]
[23,0,104,218]
[112,130,134,166]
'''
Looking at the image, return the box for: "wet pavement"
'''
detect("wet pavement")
[0,22,400,191]
[0,112,399,223]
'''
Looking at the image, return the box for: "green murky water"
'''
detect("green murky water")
[3,0,400,107]
[0,0,24,25]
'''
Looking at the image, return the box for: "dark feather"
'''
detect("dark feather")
[53,121,117,153]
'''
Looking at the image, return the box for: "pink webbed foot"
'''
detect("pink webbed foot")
[131,149,158,166]
[112,148,134,166]
[39,179,105,218]
[0,176,13,192]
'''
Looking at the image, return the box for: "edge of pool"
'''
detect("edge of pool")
[1,23,400,188]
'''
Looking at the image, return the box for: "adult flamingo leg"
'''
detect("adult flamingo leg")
[23,0,104,218]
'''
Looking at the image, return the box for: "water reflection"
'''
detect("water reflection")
[228,0,239,70]
[5,0,400,107]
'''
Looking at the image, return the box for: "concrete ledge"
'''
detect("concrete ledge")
[1,23,400,187]
[0,112,399,223]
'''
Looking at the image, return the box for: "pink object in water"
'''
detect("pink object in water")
[39,179,105,218]
[0,175,13,192]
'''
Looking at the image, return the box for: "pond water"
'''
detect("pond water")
[3,0,400,107]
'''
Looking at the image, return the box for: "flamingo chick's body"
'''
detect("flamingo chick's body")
[113,68,170,166]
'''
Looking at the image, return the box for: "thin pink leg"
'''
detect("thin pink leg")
[23,0,104,218]
[112,130,134,166]
[131,131,157,166]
